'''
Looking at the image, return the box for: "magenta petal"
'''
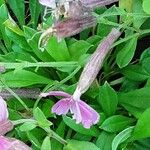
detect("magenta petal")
[40,91,71,98]
[0,96,8,122]
[52,98,71,115]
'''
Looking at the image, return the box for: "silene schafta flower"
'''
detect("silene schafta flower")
[41,90,99,129]
[41,28,121,128]
[0,96,31,150]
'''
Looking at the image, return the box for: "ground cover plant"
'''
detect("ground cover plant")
[0,0,150,149]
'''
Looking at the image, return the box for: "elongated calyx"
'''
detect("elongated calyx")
[75,28,121,95]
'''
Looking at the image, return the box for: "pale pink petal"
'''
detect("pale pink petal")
[0,136,31,150]
[0,136,11,150]
[70,101,82,124]
[52,98,71,115]
[40,91,71,98]
[0,120,14,136]
[0,96,8,122]
[79,100,100,124]
[39,0,56,8]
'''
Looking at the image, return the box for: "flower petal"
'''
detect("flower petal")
[79,100,100,125]
[39,0,56,8]
[0,136,31,150]
[0,96,8,122]
[0,120,14,136]
[70,101,82,124]
[40,91,71,98]
[52,98,71,115]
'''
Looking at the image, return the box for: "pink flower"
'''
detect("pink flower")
[39,0,56,8]
[0,96,8,121]
[0,136,31,150]
[0,96,14,136]
[40,91,100,128]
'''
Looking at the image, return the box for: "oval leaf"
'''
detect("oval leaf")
[63,140,99,150]
[100,115,134,133]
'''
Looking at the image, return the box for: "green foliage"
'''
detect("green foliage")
[0,0,150,149]
[132,107,150,140]
[63,116,100,137]
[100,115,135,133]
[98,82,118,117]
[63,140,99,150]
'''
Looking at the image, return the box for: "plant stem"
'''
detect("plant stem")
[50,130,67,145]
[44,127,67,145]
[112,29,150,48]
[12,119,35,125]
[0,80,30,111]
[33,66,81,109]
[109,77,124,86]
[0,61,78,69]
[12,119,67,145]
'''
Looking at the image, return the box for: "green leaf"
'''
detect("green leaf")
[98,82,118,117]
[121,64,150,81]
[33,107,52,128]
[51,122,66,150]
[23,26,53,61]
[100,115,134,133]
[0,5,11,51]
[143,0,150,14]
[112,126,134,150]
[63,116,100,137]
[5,28,31,52]
[4,19,24,36]
[63,140,100,150]
[68,40,91,60]
[7,0,25,25]
[132,107,150,140]
[119,87,150,114]
[1,70,54,87]
[133,0,148,28]
[41,136,51,150]
[20,122,37,132]
[96,131,115,150]
[116,37,138,68]
[0,0,4,6]
[140,48,150,74]
[46,37,70,61]
[27,131,41,149]
[97,6,118,37]
[29,0,41,27]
